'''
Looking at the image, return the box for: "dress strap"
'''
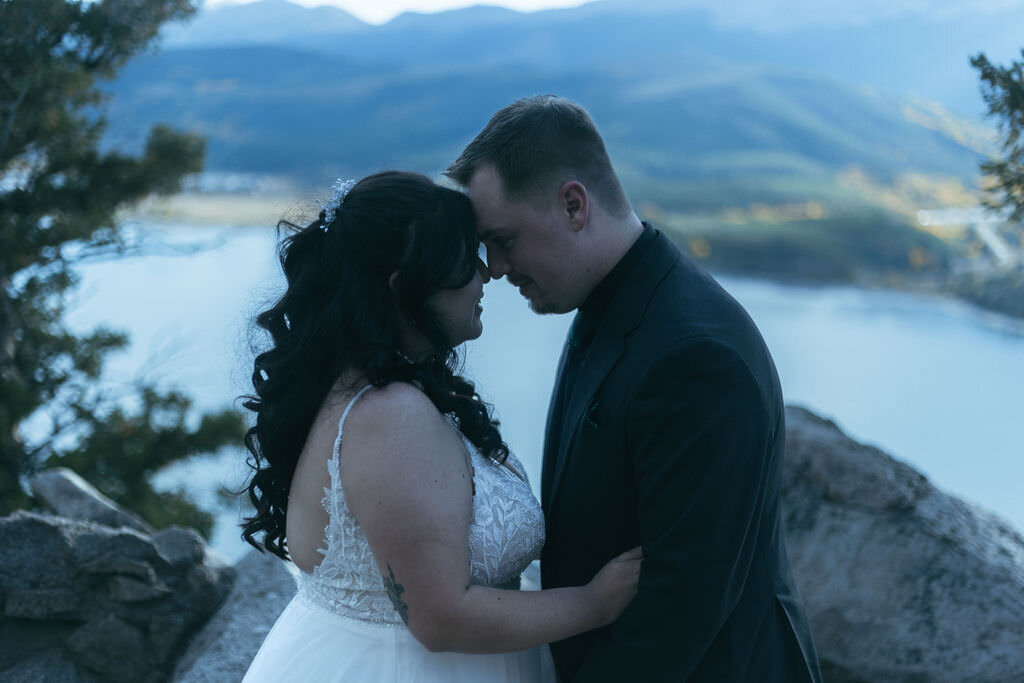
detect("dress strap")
[332,385,374,460]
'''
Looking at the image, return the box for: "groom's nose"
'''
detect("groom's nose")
[484,245,510,280]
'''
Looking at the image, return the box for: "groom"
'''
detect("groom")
[446,96,822,682]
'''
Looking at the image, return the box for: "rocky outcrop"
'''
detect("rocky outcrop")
[7,409,1024,682]
[783,406,1024,682]
[30,468,152,534]
[172,549,297,682]
[0,473,234,683]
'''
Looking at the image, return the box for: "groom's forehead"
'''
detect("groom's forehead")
[476,222,505,239]
[468,165,536,216]
[470,203,500,238]
[471,198,520,238]
[475,206,533,239]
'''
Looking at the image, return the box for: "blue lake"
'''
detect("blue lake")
[66,224,1024,560]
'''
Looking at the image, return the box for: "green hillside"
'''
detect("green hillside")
[108,46,985,187]
[105,45,987,283]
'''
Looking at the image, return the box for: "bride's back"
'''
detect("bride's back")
[286,381,362,574]
[285,376,472,576]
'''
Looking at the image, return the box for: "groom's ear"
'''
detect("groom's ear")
[559,181,588,232]
[388,271,400,295]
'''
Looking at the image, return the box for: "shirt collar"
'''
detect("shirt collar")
[571,222,656,349]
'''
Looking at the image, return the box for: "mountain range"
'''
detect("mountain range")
[161,0,1024,119]
[108,0,1014,193]
[100,0,1024,284]
[106,42,986,206]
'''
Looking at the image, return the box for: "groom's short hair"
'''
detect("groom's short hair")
[445,95,631,217]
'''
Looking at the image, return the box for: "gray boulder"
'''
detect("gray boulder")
[30,468,151,534]
[172,548,298,682]
[783,406,1024,682]
[0,511,234,682]
[0,649,97,683]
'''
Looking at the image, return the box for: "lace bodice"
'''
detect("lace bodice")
[296,386,545,625]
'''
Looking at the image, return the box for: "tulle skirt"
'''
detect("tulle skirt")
[243,592,557,682]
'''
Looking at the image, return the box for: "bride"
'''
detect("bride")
[240,171,641,682]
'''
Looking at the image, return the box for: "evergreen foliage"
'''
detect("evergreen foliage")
[0,0,244,535]
[972,50,1024,221]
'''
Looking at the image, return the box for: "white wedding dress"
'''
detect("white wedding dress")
[244,386,556,682]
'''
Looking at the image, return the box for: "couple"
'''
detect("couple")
[241,96,822,682]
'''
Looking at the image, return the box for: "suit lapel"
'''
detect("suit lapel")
[550,330,624,500]
[541,339,571,511]
[545,231,681,517]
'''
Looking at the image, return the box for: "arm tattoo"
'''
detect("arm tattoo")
[384,563,410,624]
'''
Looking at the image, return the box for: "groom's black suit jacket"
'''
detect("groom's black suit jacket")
[540,226,822,682]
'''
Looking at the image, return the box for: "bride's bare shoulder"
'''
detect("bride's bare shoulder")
[340,380,457,454]
[287,378,461,571]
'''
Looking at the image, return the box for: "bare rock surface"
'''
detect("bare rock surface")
[783,406,1024,682]
[30,468,151,533]
[172,548,298,682]
[8,413,1024,682]
[0,508,234,682]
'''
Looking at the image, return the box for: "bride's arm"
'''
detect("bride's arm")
[339,382,639,654]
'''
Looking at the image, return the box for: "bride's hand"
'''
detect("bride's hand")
[585,546,642,626]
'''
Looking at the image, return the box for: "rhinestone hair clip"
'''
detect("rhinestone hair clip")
[319,178,357,231]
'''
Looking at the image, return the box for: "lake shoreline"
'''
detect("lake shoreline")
[127,192,1024,324]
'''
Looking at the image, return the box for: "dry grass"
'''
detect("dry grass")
[127,193,314,227]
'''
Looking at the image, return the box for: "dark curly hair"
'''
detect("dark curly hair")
[241,171,507,560]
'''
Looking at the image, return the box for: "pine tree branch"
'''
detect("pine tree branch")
[0,80,30,159]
